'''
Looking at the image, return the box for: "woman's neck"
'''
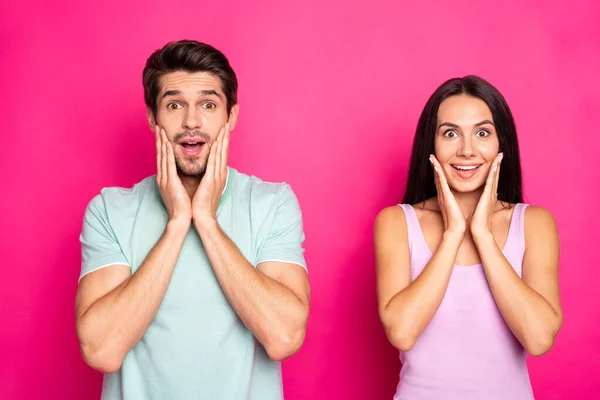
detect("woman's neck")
[452,188,484,219]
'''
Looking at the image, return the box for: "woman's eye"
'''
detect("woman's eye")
[476,129,490,137]
[444,130,458,138]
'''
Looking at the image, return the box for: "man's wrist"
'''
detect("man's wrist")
[165,218,191,240]
[193,214,219,236]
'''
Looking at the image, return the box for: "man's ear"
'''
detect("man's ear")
[147,108,157,130]
[228,104,240,131]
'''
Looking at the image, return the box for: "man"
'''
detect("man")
[75,40,310,400]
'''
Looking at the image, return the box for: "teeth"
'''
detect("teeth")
[454,165,478,171]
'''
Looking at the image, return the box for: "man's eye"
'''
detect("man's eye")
[167,103,182,110]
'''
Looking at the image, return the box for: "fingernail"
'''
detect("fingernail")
[226,122,230,130]
[499,153,504,161]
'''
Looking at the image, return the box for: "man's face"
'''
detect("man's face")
[149,71,238,177]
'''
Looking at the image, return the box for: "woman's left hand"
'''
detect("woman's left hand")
[470,153,503,238]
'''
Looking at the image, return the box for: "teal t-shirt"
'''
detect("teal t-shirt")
[79,167,307,400]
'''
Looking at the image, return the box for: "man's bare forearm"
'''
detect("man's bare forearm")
[195,218,308,360]
[77,220,189,372]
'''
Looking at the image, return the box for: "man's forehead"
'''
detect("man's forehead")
[158,71,223,95]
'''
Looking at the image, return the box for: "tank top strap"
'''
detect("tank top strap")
[398,204,429,256]
[515,203,529,255]
[504,203,528,257]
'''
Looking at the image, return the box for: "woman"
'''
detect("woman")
[375,76,562,399]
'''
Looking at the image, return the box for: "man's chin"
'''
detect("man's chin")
[176,163,206,178]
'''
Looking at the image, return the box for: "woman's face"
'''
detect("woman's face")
[434,95,500,193]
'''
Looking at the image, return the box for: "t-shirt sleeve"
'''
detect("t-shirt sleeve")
[79,194,130,282]
[255,185,307,271]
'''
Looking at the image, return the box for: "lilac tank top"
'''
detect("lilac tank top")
[394,203,534,400]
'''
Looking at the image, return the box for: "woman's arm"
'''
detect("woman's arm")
[473,206,562,356]
[375,206,463,351]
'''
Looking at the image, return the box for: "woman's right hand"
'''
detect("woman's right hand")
[155,125,192,228]
[430,155,466,236]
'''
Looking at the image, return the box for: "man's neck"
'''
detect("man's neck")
[180,175,202,199]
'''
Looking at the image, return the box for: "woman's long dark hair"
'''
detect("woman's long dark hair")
[402,75,523,205]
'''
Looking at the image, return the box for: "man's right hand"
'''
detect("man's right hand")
[155,125,192,227]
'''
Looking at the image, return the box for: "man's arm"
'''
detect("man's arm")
[191,124,310,360]
[194,219,310,361]
[76,126,193,373]
[76,220,189,373]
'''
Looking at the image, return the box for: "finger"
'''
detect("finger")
[430,155,446,185]
[213,141,220,180]
[483,155,500,196]
[205,140,218,181]
[166,141,178,182]
[431,155,452,197]
[154,125,161,154]
[155,125,162,183]
[161,129,167,186]
[217,126,225,143]
[493,153,502,199]
[430,155,442,195]
[433,166,441,195]
[215,136,222,182]
[213,127,225,181]
[482,156,497,197]
[222,123,230,172]
[431,162,447,222]
[434,172,445,216]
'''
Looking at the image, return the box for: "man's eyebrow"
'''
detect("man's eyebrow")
[161,90,180,99]
[198,89,220,98]
[160,89,223,100]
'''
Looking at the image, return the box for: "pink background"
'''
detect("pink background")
[2,1,599,399]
